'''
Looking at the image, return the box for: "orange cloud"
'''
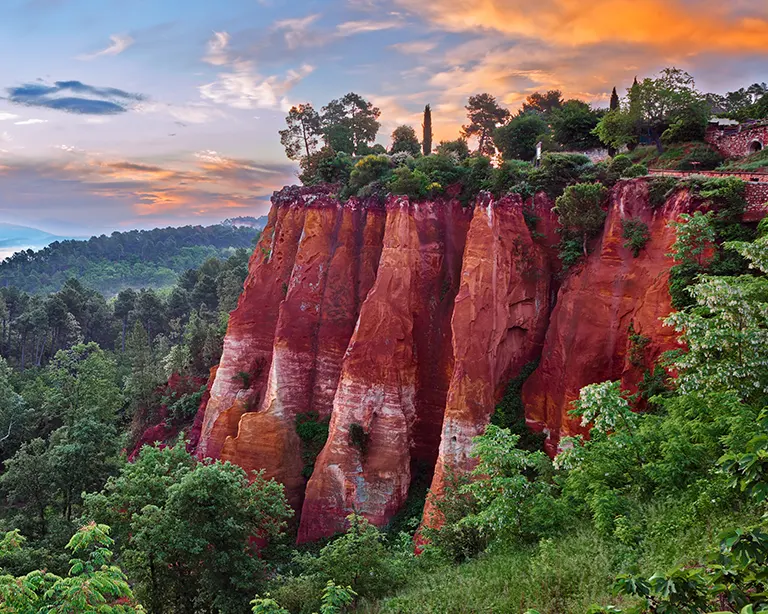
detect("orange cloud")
[399,0,768,53]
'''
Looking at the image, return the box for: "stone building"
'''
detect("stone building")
[705,118,767,158]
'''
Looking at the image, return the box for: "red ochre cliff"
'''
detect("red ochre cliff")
[522,180,693,454]
[191,179,697,540]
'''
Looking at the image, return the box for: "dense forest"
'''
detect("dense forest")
[1,66,768,614]
[0,224,261,296]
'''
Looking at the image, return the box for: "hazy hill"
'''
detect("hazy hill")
[0,223,260,295]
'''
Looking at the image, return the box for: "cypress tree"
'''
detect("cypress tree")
[610,87,619,111]
[422,104,432,156]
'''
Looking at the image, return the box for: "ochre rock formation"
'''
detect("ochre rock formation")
[422,193,552,529]
[296,195,472,542]
[522,180,693,453]
[219,197,386,512]
[191,179,701,540]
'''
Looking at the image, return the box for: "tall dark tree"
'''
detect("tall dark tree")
[321,93,381,155]
[461,93,510,157]
[278,103,322,161]
[422,104,432,156]
[608,87,620,156]
[610,87,620,111]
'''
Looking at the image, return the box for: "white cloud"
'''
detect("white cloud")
[336,19,401,35]
[390,40,438,54]
[200,61,314,111]
[77,34,134,60]
[0,132,12,143]
[0,113,19,121]
[203,31,230,65]
[272,14,323,49]
[14,119,48,126]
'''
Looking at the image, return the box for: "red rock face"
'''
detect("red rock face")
[196,186,329,460]
[422,193,552,528]
[219,199,386,513]
[522,180,693,454]
[193,180,702,540]
[297,196,472,543]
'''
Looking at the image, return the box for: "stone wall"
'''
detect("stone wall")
[706,122,768,158]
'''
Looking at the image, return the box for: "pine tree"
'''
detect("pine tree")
[422,104,432,156]
[610,87,619,111]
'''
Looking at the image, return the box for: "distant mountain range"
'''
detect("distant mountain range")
[221,216,269,229]
[0,223,80,259]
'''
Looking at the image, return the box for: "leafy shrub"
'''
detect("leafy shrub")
[347,155,393,196]
[621,218,650,257]
[167,385,206,422]
[387,167,430,199]
[295,412,330,478]
[530,153,593,198]
[621,163,648,178]
[647,176,678,209]
[489,160,534,196]
[555,182,609,265]
[491,361,545,451]
[608,154,633,179]
[677,146,724,171]
[414,154,468,191]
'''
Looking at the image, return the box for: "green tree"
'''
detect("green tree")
[322,93,381,155]
[551,100,603,151]
[434,138,470,161]
[1,438,54,536]
[0,522,144,613]
[495,113,549,161]
[279,103,323,161]
[113,289,136,354]
[521,90,563,116]
[422,104,432,156]
[554,182,609,256]
[593,109,638,151]
[124,322,162,418]
[389,125,421,155]
[461,93,510,156]
[86,443,292,614]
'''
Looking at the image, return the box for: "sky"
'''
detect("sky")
[0,0,767,236]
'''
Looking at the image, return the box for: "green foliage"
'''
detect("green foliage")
[422,105,432,156]
[627,321,651,366]
[389,125,421,156]
[551,100,603,151]
[678,146,724,171]
[279,104,323,161]
[387,167,430,199]
[647,177,679,209]
[321,93,381,156]
[85,442,293,614]
[346,155,393,197]
[593,110,638,150]
[622,219,651,257]
[0,522,144,613]
[295,412,330,478]
[461,93,510,156]
[531,153,594,198]
[554,182,609,264]
[621,163,648,178]
[434,139,469,161]
[491,361,546,451]
[495,113,548,161]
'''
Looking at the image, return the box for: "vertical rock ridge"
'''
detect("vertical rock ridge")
[422,192,552,529]
[219,198,386,513]
[196,186,333,460]
[297,196,472,543]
